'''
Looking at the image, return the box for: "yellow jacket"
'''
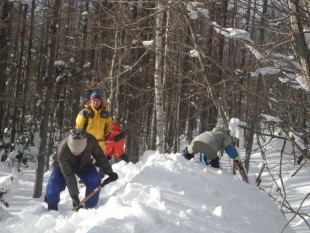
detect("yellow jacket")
[76,102,113,150]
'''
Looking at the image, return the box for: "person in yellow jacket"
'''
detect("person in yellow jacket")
[76,91,113,152]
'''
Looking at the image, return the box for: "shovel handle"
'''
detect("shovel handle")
[72,177,113,211]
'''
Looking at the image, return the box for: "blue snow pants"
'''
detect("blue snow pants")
[199,153,220,168]
[45,164,101,208]
[200,153,208,165]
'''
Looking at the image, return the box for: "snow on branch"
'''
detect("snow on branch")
[212,23,309,91]
[212,22,254,43]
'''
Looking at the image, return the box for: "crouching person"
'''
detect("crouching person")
[182,126,240,168]
[104,122,129,163]
[44,128,118,211]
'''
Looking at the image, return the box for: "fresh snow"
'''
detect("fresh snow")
[0,120,309,233]
[0,148,307,233]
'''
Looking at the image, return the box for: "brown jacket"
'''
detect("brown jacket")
[52,132,113,196]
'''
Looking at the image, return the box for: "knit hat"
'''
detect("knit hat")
[68,128,87,155]
[90,91,102,101]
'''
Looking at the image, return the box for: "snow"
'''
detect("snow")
[2,119,309,232]
[250,67,282,77]
[142,40,154,47]
[260,114,283,123]
[303,29,310,45]
[212,22,254,43]
[1,2,309,231]
[190,49,199,57]
[1,139,309,233]
[210,22,309,92]
[2,3,310,228]
[296,75,310,91]
[186,2,209,20]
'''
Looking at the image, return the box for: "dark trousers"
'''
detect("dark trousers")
[45,164,101,208]
[200,153,220,168]
[210,157,220,168]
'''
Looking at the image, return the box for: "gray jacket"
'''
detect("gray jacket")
[188,128,231,160]
[53,133,113,196]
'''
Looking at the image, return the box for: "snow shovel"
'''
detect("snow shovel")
[255,162,265,186]
[233,161,249,183]
[72,177,113,211]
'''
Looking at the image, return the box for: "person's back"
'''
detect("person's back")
[182,126,240,168]
[192,130,229,157]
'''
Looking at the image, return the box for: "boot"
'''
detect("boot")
[210,157,220,168]
[120,153,129,163]
[47,205,58,211]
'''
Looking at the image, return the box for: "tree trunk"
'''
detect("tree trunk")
[20,0,35,134]
[154,2,165,153]
[288,0,310,87]
[11,3,28,144]
[33,0,61,198]
[0,0,13,139]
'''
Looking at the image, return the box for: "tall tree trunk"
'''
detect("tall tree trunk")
[20,0,35,133]
[109,27,122,122]
[244,0,268,172]
[0,0,13,139]
[33,0,61,198]
[11,3,28,144]
[154,2,165,153]
[288,0,310,87]
[72,0,90,123]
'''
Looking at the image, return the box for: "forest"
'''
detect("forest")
[0,0,309,198]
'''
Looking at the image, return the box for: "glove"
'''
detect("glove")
[98,168,105,178]
[107,171,118,182]
[297,155,304,165]
[71,195,80,208]
[113,136,121,142]
[113,130,127,142]
[233,160,242,169]
[94,161,100,167]
[182,147,194,160]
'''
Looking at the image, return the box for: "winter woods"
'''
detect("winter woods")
[0,1,309,199]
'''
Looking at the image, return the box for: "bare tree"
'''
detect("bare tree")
[0,0,13,139]
[288,0,310,87]
[154,1,165,153]
[33,0,61,198]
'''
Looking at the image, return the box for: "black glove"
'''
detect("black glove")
[120,153,129,163]
[113,130,127,142]
[297,155,304,165]
[107,171,118,182]
[71,195,80,208]
[182,147,194,160]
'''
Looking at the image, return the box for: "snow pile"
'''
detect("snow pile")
[0,151,295,233]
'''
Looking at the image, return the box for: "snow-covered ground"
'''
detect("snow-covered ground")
[0,144,309,233]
